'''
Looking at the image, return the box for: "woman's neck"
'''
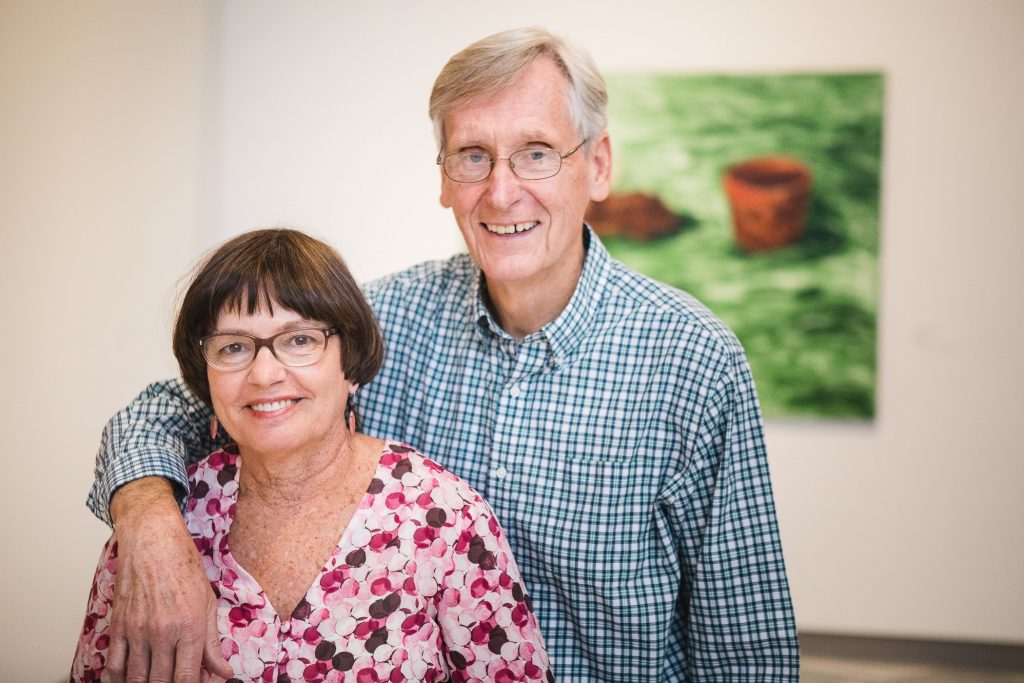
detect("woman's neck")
[235,431,367,511]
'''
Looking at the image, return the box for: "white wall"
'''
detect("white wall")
[0,1,219,679]
[216,0,1024,644]
[2,0,1021,679]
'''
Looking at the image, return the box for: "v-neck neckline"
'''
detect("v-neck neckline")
[214,440,393,626]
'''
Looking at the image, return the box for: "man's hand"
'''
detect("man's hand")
[104,477,234,683]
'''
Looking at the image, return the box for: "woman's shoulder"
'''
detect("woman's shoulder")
[186,447,240,489]
[375,441,487,511]
[184,448,239,532]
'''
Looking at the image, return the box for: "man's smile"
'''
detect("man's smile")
[482,220,540,235]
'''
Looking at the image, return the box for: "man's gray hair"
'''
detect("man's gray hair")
[429,27,608,154]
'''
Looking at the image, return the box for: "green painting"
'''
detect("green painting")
[592,73,883,419]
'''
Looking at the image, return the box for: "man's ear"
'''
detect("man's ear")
[440,169,453,209]
[588,132,612,203]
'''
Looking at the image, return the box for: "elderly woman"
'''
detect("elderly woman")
[72,229,551,683]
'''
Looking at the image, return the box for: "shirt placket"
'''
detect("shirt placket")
[487,336,548,508]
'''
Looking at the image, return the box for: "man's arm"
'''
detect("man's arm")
[87,379,233,681]
[87,378,219,524]
[661,350,799,680]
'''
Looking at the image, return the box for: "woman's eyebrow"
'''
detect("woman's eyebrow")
[211,320,323,335]
[278,319,322,330]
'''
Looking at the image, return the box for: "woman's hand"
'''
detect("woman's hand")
[105,477,234,683]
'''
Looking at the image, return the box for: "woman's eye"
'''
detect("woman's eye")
[282,332,324,352]
[218,341,250,357]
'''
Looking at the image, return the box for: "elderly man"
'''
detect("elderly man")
[89,27,798,681]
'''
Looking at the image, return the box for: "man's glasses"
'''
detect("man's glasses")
[199,327,337,371]
[437,139,587,183]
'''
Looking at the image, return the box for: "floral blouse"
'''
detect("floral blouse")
[72,442,552,682]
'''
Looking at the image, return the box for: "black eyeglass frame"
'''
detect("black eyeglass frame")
[436,139,589,183]
[198,327,338,371]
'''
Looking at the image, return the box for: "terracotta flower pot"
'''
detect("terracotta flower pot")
[585,192,681,241]
[723,156,812,251]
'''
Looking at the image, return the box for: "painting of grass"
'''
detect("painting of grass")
[597,73,883,419]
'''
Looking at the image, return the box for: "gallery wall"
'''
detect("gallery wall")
[0,2,219,680]
[213,0,1024,643]
[1,0,1021,679]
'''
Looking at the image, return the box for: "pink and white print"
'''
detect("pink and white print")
[72,442,552,682]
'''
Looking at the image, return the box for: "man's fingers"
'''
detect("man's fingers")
[201,598,233,678]
[124,638,152,683]
[172,634,204,683]
[101,630,129,683]
[147,642,175,683]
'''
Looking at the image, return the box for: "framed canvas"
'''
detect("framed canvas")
[590,72,884,419]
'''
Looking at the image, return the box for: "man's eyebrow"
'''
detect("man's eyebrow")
[452,138,555,154]
[453,142,488,152]
[519,131,555,144]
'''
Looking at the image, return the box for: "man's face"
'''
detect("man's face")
[439,57,611,294]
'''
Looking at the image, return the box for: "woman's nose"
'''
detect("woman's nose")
[248,346,286,384]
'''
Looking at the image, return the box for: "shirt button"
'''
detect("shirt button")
[494,466,508,479]
[509,383,524,397]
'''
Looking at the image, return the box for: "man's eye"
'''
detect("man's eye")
[526,150,549,162]
[465,152,488,165]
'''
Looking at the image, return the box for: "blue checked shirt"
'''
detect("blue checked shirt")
[89,227,798,681]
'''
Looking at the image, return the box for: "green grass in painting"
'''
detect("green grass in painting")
[604,73,882,419]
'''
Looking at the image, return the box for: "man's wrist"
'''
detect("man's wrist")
[110,476,179,528]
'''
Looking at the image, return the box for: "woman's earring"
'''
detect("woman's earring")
[210,414,219,440]
[346,397,358,434]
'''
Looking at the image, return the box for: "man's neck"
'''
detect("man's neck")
[484,251,585,339]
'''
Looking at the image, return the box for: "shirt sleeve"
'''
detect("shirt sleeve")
[436,495,553,682]
[86,378,220,526]
[659,349,800,680]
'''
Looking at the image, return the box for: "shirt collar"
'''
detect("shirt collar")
[472,225,611,366]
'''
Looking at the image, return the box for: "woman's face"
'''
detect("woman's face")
[207,302,353,458]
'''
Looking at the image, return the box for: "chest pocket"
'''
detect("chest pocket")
[505,444,654,593]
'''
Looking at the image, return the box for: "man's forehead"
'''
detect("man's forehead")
[442,63,574,148]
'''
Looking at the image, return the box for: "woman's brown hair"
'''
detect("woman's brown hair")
[172,228,384,405]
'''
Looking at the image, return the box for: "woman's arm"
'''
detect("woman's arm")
[70,505,230,683]
[437,495,553,680]
[80,379,233,682]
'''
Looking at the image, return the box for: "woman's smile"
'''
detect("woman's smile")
[247,398,300,414]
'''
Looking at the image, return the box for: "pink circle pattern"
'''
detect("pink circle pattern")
[71,442,552,682]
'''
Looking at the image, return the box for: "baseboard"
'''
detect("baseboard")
[799,632,1024,671]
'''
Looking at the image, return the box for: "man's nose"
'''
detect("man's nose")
[483,158,524,209]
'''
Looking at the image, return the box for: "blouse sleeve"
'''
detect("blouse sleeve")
[436,495,553,682]
[69,536,119,682]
